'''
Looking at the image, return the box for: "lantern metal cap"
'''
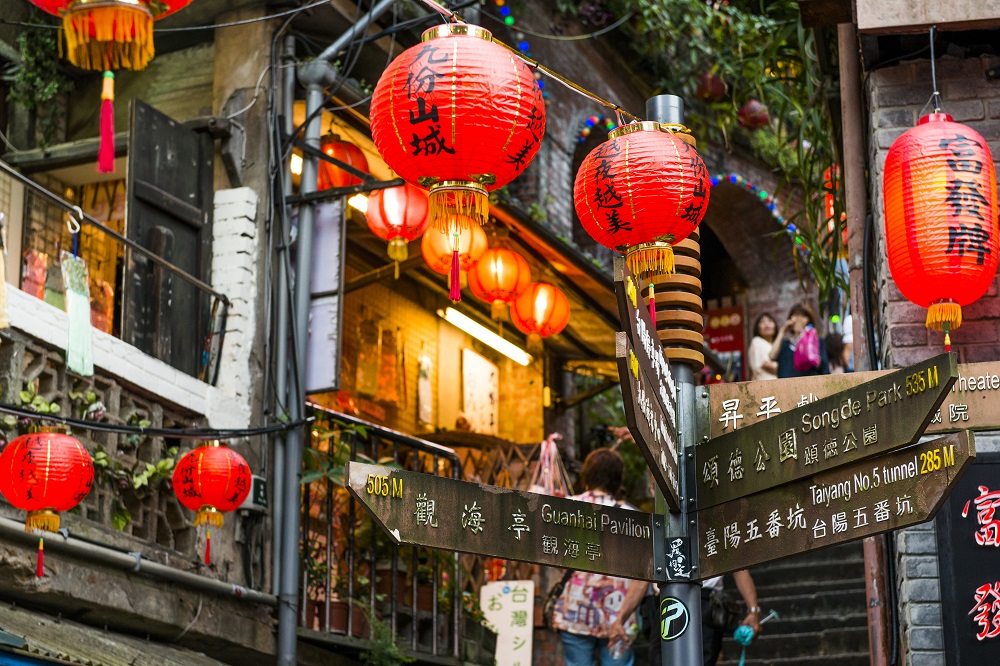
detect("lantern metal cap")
[918,112,953,125]
[422,24,493,43]
[608,121,693,141]
[66,0,154,17]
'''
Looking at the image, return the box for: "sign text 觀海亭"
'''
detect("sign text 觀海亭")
[707,359,1000,439]
[347,461,666,582]
[696,353,957,509]
[614,258,680,510]
[696,430,975,579]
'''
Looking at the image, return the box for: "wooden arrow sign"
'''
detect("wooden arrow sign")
[347,461,666,582]
[696,430,975,579]
[696,353,958,509]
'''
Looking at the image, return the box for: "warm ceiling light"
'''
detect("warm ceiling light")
[290,153,303,176]
[437,307,532,366]
[347,194,369,214]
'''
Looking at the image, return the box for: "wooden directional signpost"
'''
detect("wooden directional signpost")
[693,352,974,580]
[347,461,667,582]
[614,259,681,511]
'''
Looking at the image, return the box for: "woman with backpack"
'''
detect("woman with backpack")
[769,302,829,378]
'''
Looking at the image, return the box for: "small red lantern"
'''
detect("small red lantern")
[738,99,769,129]
[318,134,369,191]
[421,221,488,301]
[510,282,570,352]
[172,441,252,564]
[370,25,545,232]
[468,248,532,319]
[366,184,430,269]
[0,432,94,533]
[574,123,710,278]
[883,112,999,349]
[29,0,194,173]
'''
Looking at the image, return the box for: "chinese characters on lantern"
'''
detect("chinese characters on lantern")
[940,133,993,264]
[406,44,454,157]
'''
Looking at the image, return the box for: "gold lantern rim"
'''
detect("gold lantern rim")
[422,23,493,43]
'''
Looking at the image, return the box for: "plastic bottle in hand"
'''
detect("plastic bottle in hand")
[608,622,639,659]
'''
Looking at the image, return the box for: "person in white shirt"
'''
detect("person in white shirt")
[747,313,778,381]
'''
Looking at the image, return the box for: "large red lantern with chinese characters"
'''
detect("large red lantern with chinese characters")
[510,282,570,352]
[421,220,488,300]
[172,441,252,563]
[574,123,710,278]
[0,432,94,533]
[29,0,194,173]
[318,134,369,190]
[468,248,531,319]
[370,25,545,233]
[366,184,430,266]
[884,112,999,349]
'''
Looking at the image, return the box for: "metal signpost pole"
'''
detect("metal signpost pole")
[646,93,703,666]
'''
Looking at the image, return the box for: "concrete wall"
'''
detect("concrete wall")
[866,52,1000,665]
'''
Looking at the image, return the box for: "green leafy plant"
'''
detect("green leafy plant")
[360,604,415,666]
[91,439,178,530]
[9,20,73,147]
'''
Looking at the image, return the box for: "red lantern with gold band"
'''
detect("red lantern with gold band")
[366,184,430,271]
[29,0,194,173]
[510,282,570,353]
[468,248,531,319]
[883,112,999,350]
[370,24,545,233]
[318,134,369,190]
[0,432,94,533]
[573,122,710,279]
[172,441,252,564]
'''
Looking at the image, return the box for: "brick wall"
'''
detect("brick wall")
[866,53,1000,666]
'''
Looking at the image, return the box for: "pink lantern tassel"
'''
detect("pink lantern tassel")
[648,283,656,328]
[98,72,116,173]
[449,250,461,302]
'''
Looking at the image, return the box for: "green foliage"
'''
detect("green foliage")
[360,605,415,666]
[606,0,848,314]
[9,21,73,147]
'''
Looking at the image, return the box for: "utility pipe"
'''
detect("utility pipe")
[838,22,891,666]
[0,517,276,606]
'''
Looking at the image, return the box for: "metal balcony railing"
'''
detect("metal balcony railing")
[0,160,229,383]
[301,405,463,660]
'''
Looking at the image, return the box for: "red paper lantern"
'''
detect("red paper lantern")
[883,112,999,347]
[0,432,94,533]
[573,123,710,278]
[468,248,532,319]
[738,99,769,129]
[421,221,488,300]
[29,0,194,172]
[366,184,430,263]
[510,282,570,344]
[370,24,545,232]
[172,442,252,527]
[318,134,369,191]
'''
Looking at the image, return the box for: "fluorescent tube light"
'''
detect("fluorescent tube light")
[437,307,532,366]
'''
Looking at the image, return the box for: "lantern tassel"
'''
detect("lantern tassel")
[648,283,657,328]
[491,300,506,321]
[926,301,962,332]
[36,538,44,578]
[195,507,225,528]
[25,510,60,534]
[626,243,675,279]
[429,182,489,233]
[449,250,462,302]
[526,332,543,356]
[99,72,116,173]
[205,529,211,565]
[62,5,154,71]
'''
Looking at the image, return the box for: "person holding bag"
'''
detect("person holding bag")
[769,302,829,378]
[549,448,648,665]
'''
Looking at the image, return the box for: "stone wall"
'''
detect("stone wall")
[866,53,1000,666]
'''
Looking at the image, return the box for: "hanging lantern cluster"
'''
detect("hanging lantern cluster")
[172,441,253,564]
[318,134,370,190]
[370,24,545,299]
[573,122,710,280]
[29,0,194,173]
[883,112,999,350]
[366,184,430,275]
[510,282,570,353]
[0,431,94,577]
[468,248,531,319]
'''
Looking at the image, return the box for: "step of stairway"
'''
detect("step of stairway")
[754,577,867,600]
[753,589,867,617]
[747,556,865,588]
[720,627,870,661]
[717,652,871,666]
[747,612,869,635]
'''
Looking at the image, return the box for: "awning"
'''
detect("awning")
[0,604,227,666]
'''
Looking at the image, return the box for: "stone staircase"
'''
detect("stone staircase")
[717,541,870,666]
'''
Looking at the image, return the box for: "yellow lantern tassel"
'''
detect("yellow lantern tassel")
[25,509,60,534]
[428,182,489,232]
[62,5,155,71]
[195,506,225,528]
[925,301,962,332]
[626,242,675,280]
